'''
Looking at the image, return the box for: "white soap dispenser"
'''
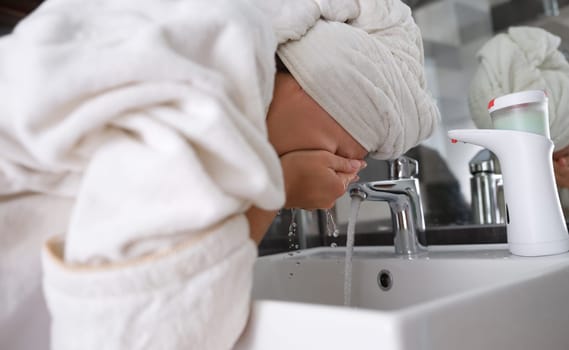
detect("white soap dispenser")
[449,90,569,256]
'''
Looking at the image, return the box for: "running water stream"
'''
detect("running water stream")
[344,197,362,306]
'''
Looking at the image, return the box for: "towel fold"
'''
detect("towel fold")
[250,0,360,44]
[469,26,569,150]
[0,194,72,350]
[42,215,256,350]
[0,0,286,261]
[277,0,440,159]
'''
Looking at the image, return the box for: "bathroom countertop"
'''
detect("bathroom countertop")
[259,223,509,256]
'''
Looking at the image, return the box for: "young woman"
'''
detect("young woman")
[0,0,439,349]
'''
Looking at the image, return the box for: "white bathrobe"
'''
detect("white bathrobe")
[0,0,292,349]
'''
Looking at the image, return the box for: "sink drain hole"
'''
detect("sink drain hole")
[377,269,393,291]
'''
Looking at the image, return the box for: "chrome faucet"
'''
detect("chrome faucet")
[469,149,505,225]
[542,0,559,16]
[349,156,427,257]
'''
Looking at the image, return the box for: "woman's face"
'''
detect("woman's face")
[266,73,367,160]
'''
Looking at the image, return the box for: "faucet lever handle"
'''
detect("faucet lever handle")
[388,156,419,180]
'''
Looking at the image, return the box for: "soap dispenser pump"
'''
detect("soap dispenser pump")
[449,90,569,256]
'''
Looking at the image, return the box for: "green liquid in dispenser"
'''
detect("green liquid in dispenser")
[491,103,550,138]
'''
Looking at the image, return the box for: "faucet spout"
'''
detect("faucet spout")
[359,179,426,232]
[348,157,427,258]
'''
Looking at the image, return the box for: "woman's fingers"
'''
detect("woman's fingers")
[328,152,366,173]
[336,172,359,190]
[280,149,366,209]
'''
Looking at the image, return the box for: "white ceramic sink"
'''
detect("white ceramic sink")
[235,244,569,350]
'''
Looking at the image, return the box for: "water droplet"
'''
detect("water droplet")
[288,231,294,237]
[288,252,294,257]
[332,229,339,238]
[325,209,339,237]
[296,261,301,265]
[291,222,297,228]
[331,242,338,248]
[295,244,299,249]
[289,272,294,277]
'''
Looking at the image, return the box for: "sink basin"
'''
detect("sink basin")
[235,244,569,350]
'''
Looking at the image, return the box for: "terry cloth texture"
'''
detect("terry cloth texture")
[0,0,282,347]
[277,0,441,159]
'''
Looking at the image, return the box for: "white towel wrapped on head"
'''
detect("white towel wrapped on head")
[249,0,359,44]
[278,0,440,159]
[469,26,569,151]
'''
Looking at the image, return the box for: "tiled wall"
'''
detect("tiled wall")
[415,0,496,204]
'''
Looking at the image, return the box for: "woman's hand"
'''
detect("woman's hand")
[554,146,569,189]
[280,150,366,209]
[554,157,569,188]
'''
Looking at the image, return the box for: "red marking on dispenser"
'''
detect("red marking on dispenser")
[451,138,458,144]
[487,98,495,110]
